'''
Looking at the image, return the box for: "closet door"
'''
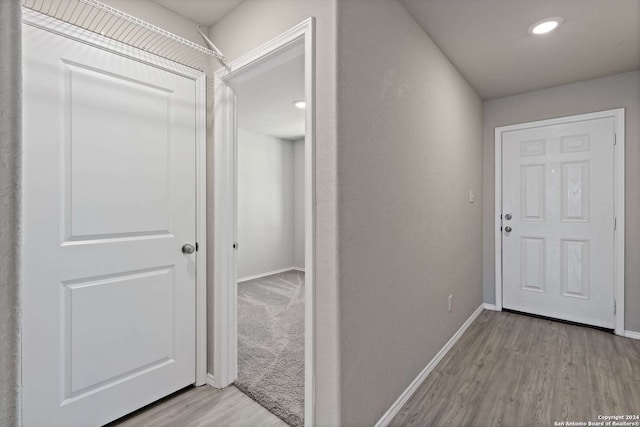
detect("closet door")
[22,23,197,427]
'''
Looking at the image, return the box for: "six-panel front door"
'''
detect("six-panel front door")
[501,117,616,328]
[22,24,197,426]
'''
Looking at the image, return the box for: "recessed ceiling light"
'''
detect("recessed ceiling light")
[293,100,306,109]
[529,17,563,35]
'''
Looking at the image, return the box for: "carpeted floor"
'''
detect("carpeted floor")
[235,270,305,427]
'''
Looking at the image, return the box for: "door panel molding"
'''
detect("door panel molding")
[495,109,625,335]
[22,9,208,425]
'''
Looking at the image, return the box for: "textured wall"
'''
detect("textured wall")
[0,1,21,426]
[293,139,305,269]
[482,70,640,332]
[336,0,484,425]
[237,129,296,279]
[210,2,340,424]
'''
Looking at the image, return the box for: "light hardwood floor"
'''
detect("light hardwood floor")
[107,310,639,427]
[391,310,640,427]
[107,385,287,427]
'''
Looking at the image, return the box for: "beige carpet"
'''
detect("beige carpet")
[235,270,304,427]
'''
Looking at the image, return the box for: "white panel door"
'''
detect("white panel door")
[502,117,615,328]
[22,24,197,427]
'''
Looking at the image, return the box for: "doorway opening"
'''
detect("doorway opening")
[213,19,315,427]
[234,45,305,426]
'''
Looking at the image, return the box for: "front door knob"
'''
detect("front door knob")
[182,243,195,254]
[504,226,513,233]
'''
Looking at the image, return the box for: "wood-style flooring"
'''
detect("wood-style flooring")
[107,310,639,427]
[391,310,640,427]
[107,385,287,427]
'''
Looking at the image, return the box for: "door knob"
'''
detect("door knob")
[182,243,196,254]
[504,226,512,233]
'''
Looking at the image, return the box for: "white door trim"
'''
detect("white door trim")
[212,18,316,426]
[22,7,208,387]
[494,108,625,335]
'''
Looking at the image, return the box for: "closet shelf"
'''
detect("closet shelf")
[22,0,225,71]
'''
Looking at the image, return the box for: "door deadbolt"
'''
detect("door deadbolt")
[504,213,512,220]
[182,243,196,254]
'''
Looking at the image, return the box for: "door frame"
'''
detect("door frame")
[21,8,209,386]
[494,108,625,335]
[212,18,316,426]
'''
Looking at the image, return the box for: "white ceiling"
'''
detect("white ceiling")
[151,0,244,26]
[228,44,306,140]
[400,0,640,99]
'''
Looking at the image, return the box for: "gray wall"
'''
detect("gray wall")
[237,130,303,279]
[210,2,340,424]
[336,0,483,425]
[293,139,305,269]
[0,2,21,425]
[482,70,640,332]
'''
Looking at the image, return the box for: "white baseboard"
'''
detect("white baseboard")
[483,303,498,311]
[624,330,640,340]
[374,304,485,427]
[237,266,304,283]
